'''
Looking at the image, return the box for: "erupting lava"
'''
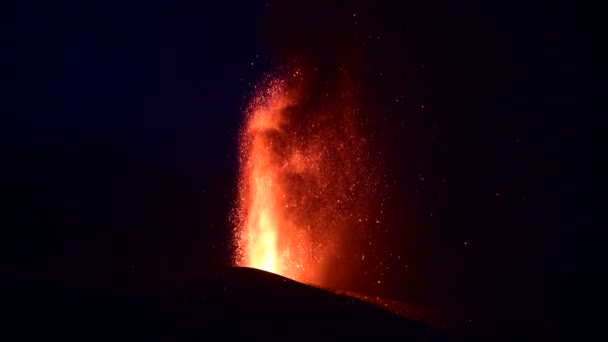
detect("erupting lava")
[234,69,373,285]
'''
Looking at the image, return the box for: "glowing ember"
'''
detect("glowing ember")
[234,69,375,285]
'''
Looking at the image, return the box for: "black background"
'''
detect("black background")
[3,0,579,337]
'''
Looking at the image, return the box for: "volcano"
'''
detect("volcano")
[5,267,449,339]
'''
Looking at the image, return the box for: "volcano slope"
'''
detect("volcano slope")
[5,267,449,340]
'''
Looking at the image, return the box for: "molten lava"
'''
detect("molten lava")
[234,70,374,285]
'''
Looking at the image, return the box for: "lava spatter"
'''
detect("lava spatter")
[234,69,376,286]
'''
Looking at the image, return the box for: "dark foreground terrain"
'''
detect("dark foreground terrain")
[4,267,449,340]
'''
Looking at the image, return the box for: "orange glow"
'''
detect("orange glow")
[234,70,374,285]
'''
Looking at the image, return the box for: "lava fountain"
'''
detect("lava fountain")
[234,69,375,286]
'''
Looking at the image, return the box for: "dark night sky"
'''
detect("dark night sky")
[3,0,580,337]
[5,0,267,171]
